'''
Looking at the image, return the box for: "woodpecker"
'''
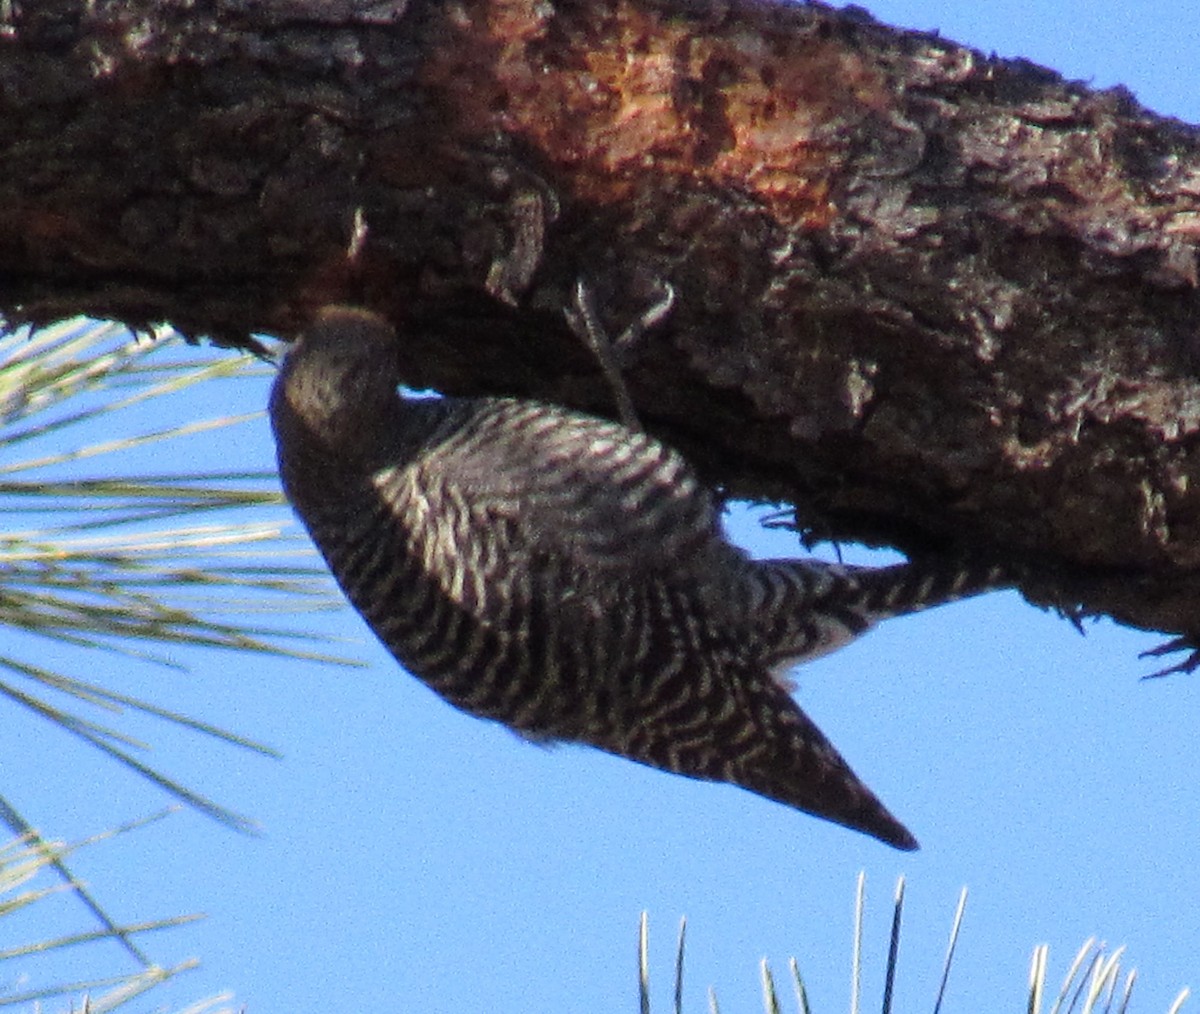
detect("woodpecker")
[270,305,1008,850]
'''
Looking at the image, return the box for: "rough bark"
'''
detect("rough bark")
[3,0,1200,644]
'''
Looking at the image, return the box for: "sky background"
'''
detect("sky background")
[3,2,1199,1012]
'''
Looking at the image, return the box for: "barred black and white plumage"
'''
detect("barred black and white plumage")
[269,306,1009,850]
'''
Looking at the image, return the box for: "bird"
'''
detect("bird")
[269,304,1009,850]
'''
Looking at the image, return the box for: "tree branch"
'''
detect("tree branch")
[3,0,1200,641]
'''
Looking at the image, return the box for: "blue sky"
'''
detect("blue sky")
[3,2,1199,1012]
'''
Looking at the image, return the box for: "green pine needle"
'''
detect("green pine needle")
[1,317,359,830]
[635,877,1188,1014]
[0,810,224,1012]
[0,315,364,1010]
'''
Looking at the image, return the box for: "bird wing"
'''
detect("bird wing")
[413,397,726,578]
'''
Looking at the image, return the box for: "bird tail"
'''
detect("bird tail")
[747,557,1011,667]
[734,678,919,850]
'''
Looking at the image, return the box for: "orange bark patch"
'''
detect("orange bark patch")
[423,0,891,228]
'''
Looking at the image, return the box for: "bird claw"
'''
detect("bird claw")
[1139,636,1200,678]
[564,276,676,432]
